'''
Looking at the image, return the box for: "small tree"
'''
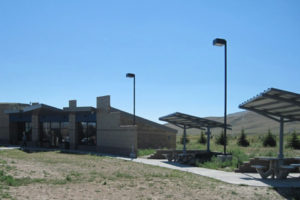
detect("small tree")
[180,135,190,145]
[237,129,250,147]
[288,131,300,149]
[216,131,227,146]
[198,131,207,144]
[263,129,276,147]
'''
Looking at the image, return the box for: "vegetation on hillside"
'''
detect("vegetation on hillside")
[176,131,299,171]
[263,129,277,147]
[180,135,190,145]
[215,131,227,146]
[237,129,250,147]
[198,131,207,144]
[287,131,300,149]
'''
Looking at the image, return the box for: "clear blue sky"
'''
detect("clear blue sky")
[1,0,300,123]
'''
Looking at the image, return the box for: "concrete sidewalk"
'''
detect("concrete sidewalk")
[120,157,300,188]
[0,146,20,151]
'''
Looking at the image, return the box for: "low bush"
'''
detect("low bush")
[263,129,276,147]
[138,149,156,157]
[196,148,249,170]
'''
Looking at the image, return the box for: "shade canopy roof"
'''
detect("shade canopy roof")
[159,112,231,129]
[239,88,300,122]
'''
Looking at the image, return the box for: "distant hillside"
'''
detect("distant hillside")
[164,111,300,136]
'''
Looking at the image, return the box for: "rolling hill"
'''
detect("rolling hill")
[164,111,300,136]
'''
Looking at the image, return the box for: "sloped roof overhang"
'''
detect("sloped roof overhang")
[239,88,300,122]
[159,112,231,130]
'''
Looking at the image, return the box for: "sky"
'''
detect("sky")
[0,0,300,123]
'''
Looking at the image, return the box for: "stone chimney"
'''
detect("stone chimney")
[69,100,77,108]
[97,96,110,112]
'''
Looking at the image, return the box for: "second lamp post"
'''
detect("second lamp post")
[126,73,136,125]
[213,38,227,155]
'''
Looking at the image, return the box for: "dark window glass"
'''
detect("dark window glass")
[78,122,96,146]
[60,122,69,142]
[17,122,32,141]
[25,122,32,141]
[42,122,51,143]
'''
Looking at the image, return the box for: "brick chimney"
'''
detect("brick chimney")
[97,96,110,112]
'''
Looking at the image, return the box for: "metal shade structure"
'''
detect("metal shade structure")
[159,112,231,154]
[239,88,300,158]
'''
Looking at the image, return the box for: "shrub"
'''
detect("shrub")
[288,131,300,149]
[237,129,250,147]
[180,135,190,145]
[215,131,227,146]
[263,129,276,147]
[198,131,207,144]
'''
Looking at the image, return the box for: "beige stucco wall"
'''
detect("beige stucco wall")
[96,96,137,156]
[119,112,177,149]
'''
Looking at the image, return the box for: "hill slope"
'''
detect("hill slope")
[164,111,300,136]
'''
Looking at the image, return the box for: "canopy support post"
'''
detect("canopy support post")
[183,125,186,155]
[278,117,284,159]
[206,127,211,152]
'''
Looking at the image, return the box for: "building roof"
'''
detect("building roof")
[63,106,96,112]
[159,112,231,129]
[5,103,63,114]
[239,88,300,122]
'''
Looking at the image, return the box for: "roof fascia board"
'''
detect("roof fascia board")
[239,105,280,122]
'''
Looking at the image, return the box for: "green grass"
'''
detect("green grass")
[177,133,300,171]
[138,148,156,157]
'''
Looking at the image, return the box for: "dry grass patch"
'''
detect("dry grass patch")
[0,150,286,200]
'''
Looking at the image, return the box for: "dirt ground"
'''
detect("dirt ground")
[0,150,296,200]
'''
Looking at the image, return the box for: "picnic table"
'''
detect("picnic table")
[252,157,298,179]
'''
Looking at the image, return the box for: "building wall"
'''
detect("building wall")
[96,96,137,156]
[0,103,28,144]
[119,112,177,149]
[137,127,176,149]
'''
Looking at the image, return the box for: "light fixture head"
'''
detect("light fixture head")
[213,38,226,46]
[126,73,135,78]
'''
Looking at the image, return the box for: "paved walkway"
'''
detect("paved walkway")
[1,147,299,188]
[0,146,20,151]
[119,157,300,188]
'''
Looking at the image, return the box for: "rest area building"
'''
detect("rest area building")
[0,96,177,156]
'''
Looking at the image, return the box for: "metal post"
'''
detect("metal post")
[183,125,186,155]
[206,127,211,152]
[133,76,136,125]
[278,117,284,159]
[224,42,227,155]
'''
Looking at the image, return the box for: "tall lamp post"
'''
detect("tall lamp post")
[126,73,136,125]
[213,38,227,155]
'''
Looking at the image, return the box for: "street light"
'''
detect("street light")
[126,73,136,125]
[213,38,227,155]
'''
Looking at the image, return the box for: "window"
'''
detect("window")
[60,122,69,142]
[17,122,32,141]
[78,122,96,146]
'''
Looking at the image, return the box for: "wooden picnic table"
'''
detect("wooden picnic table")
[252,157,295,179]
